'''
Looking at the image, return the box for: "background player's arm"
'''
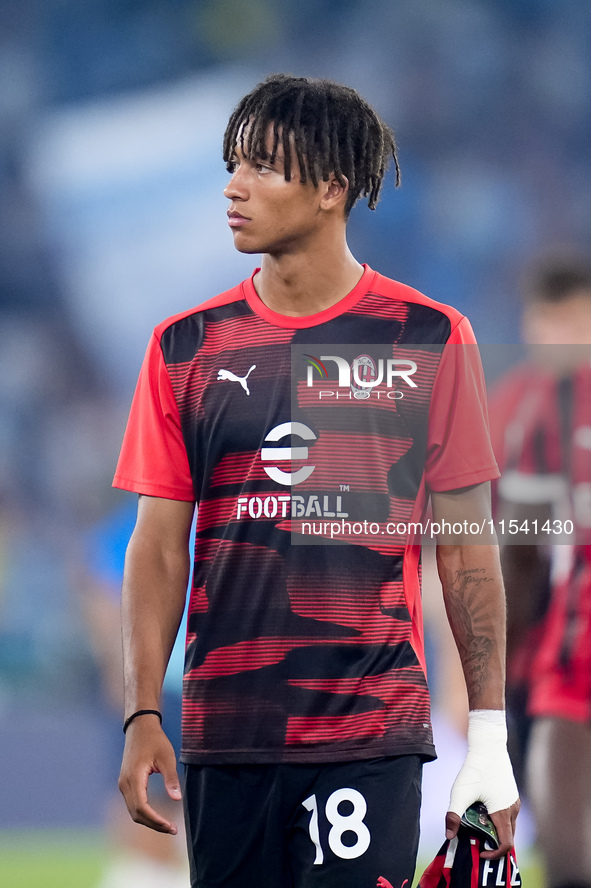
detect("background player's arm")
[119,494,195,834]
[432,482,520,859]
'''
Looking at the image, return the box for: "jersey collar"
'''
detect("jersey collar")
[242,264,377,329]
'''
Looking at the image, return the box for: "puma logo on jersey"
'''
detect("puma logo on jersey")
[217,365,256,395]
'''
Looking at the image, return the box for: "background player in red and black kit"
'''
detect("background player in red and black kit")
[114,74,519,888]
[491,254,591,888]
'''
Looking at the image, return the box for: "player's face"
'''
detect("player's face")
[523,292,591,372]
[223,126,330,255]
[523,293,591,346]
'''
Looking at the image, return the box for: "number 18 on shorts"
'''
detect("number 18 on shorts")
[184,755,422,888]
[303,787,371,863]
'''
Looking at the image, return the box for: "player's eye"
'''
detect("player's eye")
[226,160,239,174]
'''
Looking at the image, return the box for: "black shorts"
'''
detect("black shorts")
[183,755,422,888]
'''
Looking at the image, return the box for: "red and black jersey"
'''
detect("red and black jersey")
[490,358,591,722]
[491,359,591,547]
[418,830,521,888]
[114,265,498,764]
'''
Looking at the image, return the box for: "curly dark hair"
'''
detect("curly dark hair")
[223,74,400,215]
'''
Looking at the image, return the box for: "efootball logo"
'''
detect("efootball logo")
[260,421,317,485]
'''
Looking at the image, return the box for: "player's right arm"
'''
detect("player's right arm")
[118,494,195,834]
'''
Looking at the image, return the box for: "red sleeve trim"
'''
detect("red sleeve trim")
[426,464,500,493]
[112,475,196,501]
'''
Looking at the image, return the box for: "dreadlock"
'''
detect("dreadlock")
[223,74,400,215]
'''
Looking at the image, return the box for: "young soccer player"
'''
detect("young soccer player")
[114,74,519,888]
[492,254,591,888]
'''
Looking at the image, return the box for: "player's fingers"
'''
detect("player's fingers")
[121,780,178,833]
[132,798,178,834]
[481,807,514,860]
[155,743,182,801]
[157,753,183,802]
[118,761,148,816]
[445,811,461,840]
[119,768,178,834]
[130,798,178,833]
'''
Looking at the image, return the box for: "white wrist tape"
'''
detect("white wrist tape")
[448,710,519,816]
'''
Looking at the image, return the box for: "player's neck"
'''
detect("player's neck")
[254,237,364,318]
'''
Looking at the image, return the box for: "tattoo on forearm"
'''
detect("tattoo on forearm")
[445,567,497,702]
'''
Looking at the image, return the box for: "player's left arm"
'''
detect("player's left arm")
[432,481,520,860]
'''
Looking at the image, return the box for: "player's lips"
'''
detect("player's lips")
[227,210,251,227]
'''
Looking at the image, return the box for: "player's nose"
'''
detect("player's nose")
[224,165,249,201]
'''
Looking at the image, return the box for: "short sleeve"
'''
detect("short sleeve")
[113,331,195,501]
[425,316,500,492]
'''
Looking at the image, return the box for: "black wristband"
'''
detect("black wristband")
[123,709,163,734]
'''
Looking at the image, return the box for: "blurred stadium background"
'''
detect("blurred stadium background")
[1,0,590,884]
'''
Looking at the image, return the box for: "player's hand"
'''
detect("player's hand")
[118,718,182,834]
[445,799,520,861]
[446,710,520,859]
[446,752,521,859]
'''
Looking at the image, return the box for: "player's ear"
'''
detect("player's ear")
[319,173,349,215]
